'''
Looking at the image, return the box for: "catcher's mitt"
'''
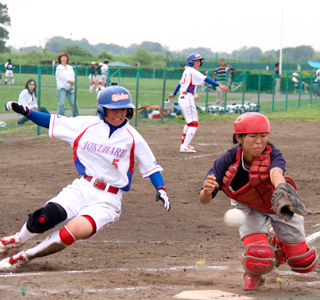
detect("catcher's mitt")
[271,182,307,222]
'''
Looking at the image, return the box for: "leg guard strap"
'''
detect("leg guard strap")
[269,233,286,266]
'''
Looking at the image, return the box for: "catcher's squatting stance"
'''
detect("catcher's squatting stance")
[0,85,170,271]
[199,112,318,291]
[168,53,229,153]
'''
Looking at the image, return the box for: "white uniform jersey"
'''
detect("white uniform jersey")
[101,64,108,77]
[4,62,14,70]
[4,62,14,77]
[179,66,206,94]
[48,115,163,191]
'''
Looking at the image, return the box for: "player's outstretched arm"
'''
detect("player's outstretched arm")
[168,83,181,100]
[205,77,229,92]
[5,101,50,129]
[270,167,285,188]
[150,172,171,211]
[199,174,219,204]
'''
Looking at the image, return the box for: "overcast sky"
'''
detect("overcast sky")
[2,0,319,54]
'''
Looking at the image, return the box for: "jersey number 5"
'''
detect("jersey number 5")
[112,159,119,169]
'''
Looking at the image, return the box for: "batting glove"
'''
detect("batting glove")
[156,186,171,211]
[5,101,29,116]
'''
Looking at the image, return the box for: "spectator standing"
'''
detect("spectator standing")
[274,62,281,95]
[56,52,79,116]
[17,79,49,125]
[4,58,15,85]
[213,59,230,104]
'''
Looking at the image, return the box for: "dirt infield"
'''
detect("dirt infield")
[0,119,319,300]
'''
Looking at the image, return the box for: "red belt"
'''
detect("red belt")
[84,176,119,194]
[182,92,194,95]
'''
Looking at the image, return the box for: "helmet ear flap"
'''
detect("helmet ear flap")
[188,61,193,67]
[97,105,105,120]
[127,108,134,119]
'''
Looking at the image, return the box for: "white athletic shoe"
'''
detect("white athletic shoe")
[181,144,195,150]
[0,250,29,270]
[0,233,23,253]
[180,145,196,153]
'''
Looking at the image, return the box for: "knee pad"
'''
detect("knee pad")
[242,244,275,276]
[286,246,318,273]
[27,203,67,233]
[59,226,77,246]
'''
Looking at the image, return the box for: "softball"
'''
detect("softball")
[223,208,246,228]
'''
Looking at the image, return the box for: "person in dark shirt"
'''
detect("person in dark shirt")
[199,112,317,291]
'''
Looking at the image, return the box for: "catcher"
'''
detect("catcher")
[199,112,318,291]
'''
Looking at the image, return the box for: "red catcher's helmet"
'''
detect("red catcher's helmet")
[233,112,270,143]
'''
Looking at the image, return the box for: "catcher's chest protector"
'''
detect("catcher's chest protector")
[222,145,275,214]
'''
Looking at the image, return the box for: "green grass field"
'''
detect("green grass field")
[0,72,319,137]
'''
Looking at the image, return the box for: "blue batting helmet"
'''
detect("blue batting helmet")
[187,53,204,67]
[97,85,135,120]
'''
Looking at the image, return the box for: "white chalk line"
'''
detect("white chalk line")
[0,284,181,296]
[0,265,228,278]
[77,239,183,245]
[306,231,320,243]
[182,150,227,160]
[198,143,231,146]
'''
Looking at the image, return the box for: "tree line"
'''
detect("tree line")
[1,3,320,66]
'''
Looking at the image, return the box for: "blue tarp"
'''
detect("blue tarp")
[307,61,320,69]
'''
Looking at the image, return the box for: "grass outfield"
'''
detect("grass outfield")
[0,73,319,137]
[0,106,319,138]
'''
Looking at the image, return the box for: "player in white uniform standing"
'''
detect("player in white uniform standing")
[0,85,170,271]
[101,59,109,87]
[89,61,97,93]
[95,62,104,92]
[4,58,15,85]
[168,53,229,153]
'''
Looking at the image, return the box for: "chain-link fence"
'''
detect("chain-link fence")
[0,65,319,136]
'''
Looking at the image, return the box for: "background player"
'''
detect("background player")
[168,53,229,153]
[0,85,170,271]
[95,62,104,92]
[101,59,109,87]
[4,58,15,85]
[89,61,97,93]
[199,112,318,290]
